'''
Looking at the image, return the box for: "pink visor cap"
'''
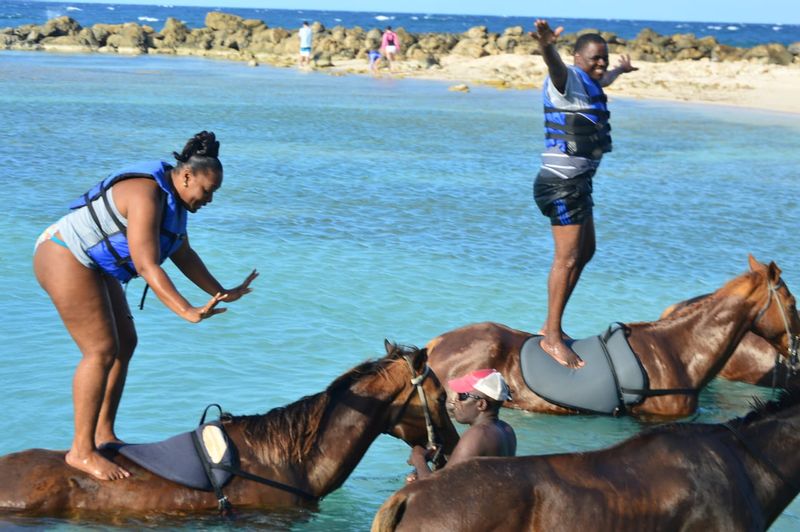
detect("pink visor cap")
[448,369,511,401]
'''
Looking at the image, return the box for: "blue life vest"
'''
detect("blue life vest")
[68,161,188,283]
[543,67,612,159]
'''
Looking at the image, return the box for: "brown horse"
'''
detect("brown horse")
[661,294,800,387]
[371,386,800,532]
[425,256,800,418]
[0,343,459,518]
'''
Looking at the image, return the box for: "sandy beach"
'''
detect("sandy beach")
[328,53,800,114]
[4,11,799,114]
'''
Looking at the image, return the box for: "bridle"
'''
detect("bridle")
[754,278,800,389]
[387,354,443,469]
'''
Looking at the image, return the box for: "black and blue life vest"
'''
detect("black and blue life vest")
[68,160,188,283]
[543,66,612,159]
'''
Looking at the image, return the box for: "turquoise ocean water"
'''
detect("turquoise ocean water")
[1,51,799,529]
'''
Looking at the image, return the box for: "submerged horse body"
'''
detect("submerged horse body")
[425,256,800,418]
[372,387,800,532]
[0,343,459,518]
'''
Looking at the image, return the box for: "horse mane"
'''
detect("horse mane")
[737,386,800,425]
[226,344,417,465]
[634,387,800,441]
[632,269,759,331]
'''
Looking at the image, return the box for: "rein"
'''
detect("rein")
[722,420,800,493]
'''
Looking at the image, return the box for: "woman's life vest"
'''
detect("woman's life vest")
[543,67,612,159]
[68,161,188,282]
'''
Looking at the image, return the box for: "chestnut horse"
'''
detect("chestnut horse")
[661,294,800,387]
[372,387,800,532]
[425,256,800,418]
[0,343,459,518]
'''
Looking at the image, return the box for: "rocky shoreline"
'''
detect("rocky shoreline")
[4,12,799,67]
[4,12,800,113]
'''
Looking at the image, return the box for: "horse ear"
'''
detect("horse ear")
[384,339,394,355]
[748,254,764,272]
[767,261,782,283]
[411,347,429,371]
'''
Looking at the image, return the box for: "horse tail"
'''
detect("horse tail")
[371,490,408,532]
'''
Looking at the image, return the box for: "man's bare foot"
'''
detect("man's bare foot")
[95,438,125,450]
[540,336,585,369]
[536,329,573,341]
[95,431,125,448]
[66,449,130,480]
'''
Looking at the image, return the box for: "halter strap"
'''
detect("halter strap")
[387,355,442,467]
[754,278,800,390]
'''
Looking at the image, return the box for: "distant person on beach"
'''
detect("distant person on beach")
[298,20,313,67]
[406,369,516,482]
[33,131,258,481]
[368,49,383,74]
[380,26,400,70]
[531,19,637,369]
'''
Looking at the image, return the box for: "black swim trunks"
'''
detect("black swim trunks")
[533,171,594,226]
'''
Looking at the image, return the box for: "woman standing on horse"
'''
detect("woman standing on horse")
[33,131,258,481]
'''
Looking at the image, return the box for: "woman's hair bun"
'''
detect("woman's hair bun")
[173,131,220,163]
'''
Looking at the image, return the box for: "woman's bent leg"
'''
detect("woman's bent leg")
[33,240,130,480]
[95,276,137,447]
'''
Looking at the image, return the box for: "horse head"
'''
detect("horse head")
[382,340,460,463]
[748,255,800,367]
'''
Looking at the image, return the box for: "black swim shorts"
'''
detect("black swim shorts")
[533,172,594,226]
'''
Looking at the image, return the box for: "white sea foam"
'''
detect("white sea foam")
[65,6,81,11]
[106,6,115,10]
[727,26,739,31]
[375,15,394,21]
[334,18,341,22]
[138,16,159,22]
[411,16,418,20]
[772,26,782,31]
[707,25,722,30]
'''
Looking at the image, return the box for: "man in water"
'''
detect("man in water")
[532,19,637,368]
[298,21,313,68]
[406,369,516,481]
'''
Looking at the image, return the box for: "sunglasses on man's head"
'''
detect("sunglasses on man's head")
[456,392,483,402]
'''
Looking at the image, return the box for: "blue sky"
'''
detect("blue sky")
[67,1,799,25]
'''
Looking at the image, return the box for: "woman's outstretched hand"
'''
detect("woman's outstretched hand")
[186,292,229,323]
[221,269,259,302]
[182,269,258,323]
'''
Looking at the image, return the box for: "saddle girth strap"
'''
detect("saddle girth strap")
[190,430,232,515]
[192,404,318,515]
[602,323,699,400]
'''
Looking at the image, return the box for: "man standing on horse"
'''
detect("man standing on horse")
[406,369,516,481]
[531,19,637,369]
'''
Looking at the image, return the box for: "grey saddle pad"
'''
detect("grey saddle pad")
[519,325,647,414]
[105,422,234,491]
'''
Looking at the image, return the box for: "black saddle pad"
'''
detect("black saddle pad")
[106,423,234,491]
[519,326,646,414]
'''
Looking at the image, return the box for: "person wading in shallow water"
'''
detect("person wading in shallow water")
[406,369,516,481]
[33,131,258,480]
[531,19,637,368]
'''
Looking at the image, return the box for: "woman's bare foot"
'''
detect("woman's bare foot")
[66,449,130,480]
[540,335,585,369]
